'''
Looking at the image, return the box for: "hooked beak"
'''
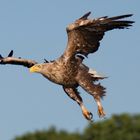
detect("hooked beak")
[29,66,35,73]
[29,65,39,73]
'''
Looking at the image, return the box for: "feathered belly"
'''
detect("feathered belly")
[42,67,78,87]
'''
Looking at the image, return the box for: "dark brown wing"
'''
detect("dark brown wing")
[0,50,38,68]
[63,12,134,59]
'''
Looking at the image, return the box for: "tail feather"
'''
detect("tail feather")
[88,69,107,81]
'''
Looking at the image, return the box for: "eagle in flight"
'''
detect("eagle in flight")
[0,12,134,121]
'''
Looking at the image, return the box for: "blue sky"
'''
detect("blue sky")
[0,1,139,140]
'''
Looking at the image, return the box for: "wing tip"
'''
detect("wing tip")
[124,14,133,17]
[8,50,14,57]
[0,54,3,59]
[79,11,91,20]
[108,14,134,21]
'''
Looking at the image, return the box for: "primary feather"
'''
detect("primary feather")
[64,12,134,58]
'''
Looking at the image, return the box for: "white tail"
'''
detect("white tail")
[88,69,107,80]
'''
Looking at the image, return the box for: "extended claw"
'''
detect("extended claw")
[83,110,93,121]
[97,106,106,118]
[81,105,93,121]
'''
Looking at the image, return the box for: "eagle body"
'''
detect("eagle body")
[31,56,101,87]
[0,12,134,121]
[33,57,79,87]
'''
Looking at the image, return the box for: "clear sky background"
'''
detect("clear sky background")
[0,1,139,140]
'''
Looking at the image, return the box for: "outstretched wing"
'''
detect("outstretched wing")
[0,50,38,68]
[63,12,134,59]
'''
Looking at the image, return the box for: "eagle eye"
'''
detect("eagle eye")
[37,65,42,68]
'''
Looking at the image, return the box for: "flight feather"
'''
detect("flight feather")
[64,12,134,58]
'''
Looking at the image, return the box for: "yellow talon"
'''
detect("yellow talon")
[98,106,106,118]
[81,105,93,121]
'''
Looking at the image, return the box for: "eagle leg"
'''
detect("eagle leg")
[94,95,106,118]
[77,75,106,118]
[63,86,93,121]
[81,104,93,121]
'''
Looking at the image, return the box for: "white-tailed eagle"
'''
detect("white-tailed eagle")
[0,12,134,121]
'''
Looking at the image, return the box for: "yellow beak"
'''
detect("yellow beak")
[29,65,39,73]
[29,64,42,73]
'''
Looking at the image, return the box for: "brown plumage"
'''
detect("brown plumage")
[0,12,134,121]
